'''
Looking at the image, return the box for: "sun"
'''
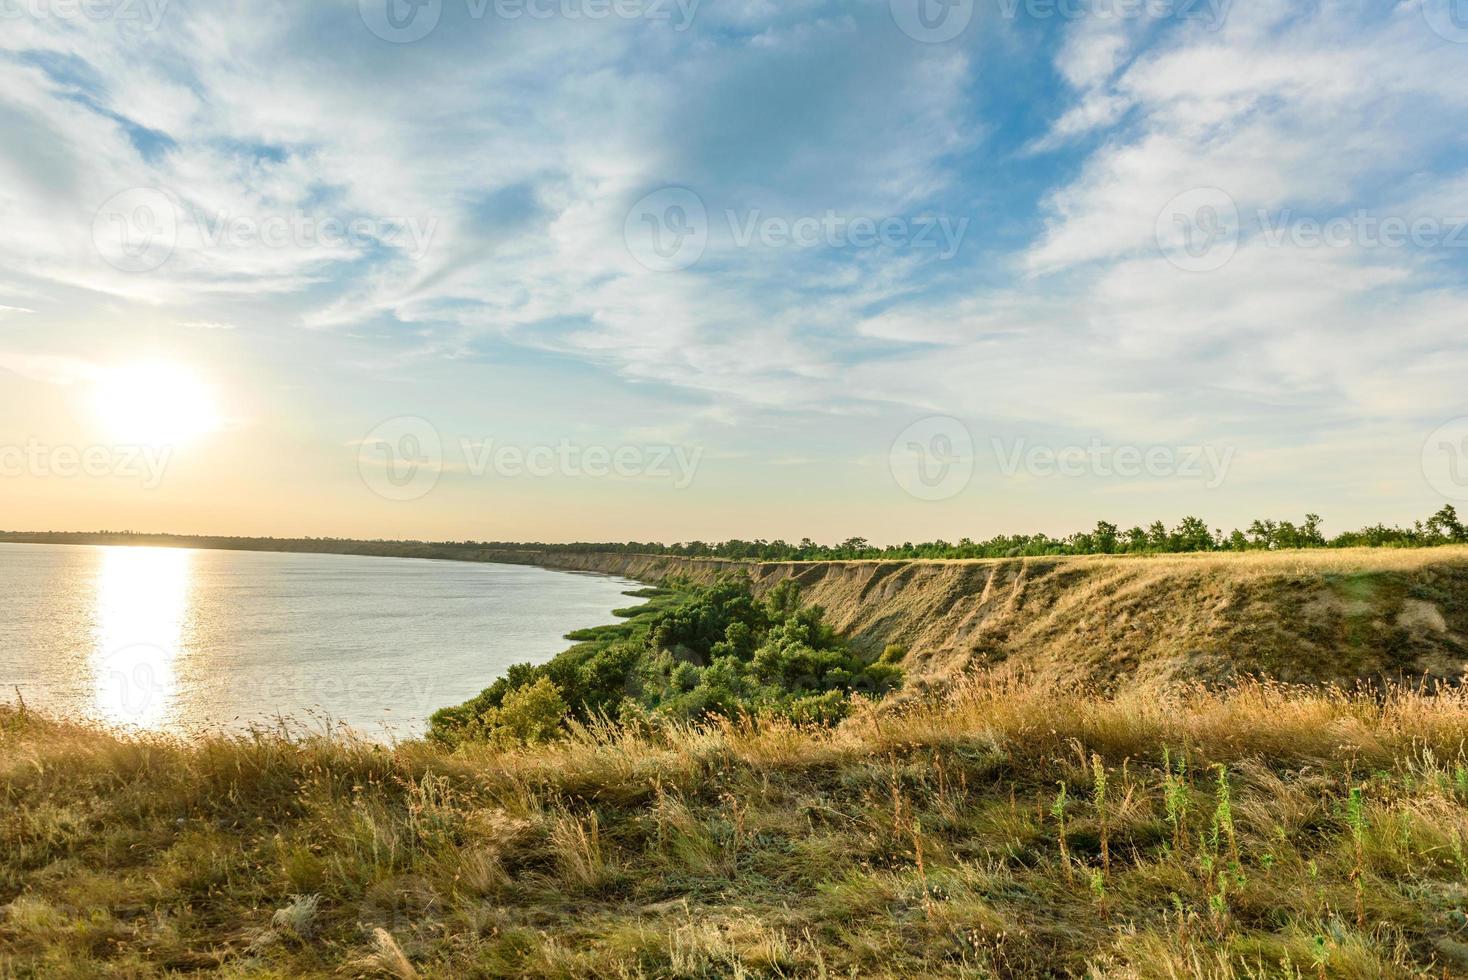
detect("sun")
[93,363,221,447]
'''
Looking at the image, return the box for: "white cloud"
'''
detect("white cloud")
[0,0,1463,499]
[0,351,100,386]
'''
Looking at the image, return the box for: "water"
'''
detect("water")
[0,542,639,739]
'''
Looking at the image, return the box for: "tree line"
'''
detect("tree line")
[471,505,1468,562]
[8,505,1467,564]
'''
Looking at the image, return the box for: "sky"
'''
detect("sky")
[1,0,1467,544]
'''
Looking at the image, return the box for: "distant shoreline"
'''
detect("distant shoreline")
[0,530,609,570]
[7,507,1466,564]
[6,529,1468,574]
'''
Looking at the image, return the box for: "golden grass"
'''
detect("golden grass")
[723,546,1468,693]
[4,671,1468,977]
[958,544,1468,571]
[528,544,1468,579]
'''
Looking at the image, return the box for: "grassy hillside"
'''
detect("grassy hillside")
[5,676,1468,977]
[6,548,1468,977]
[481,547,1468,693]
[767,548,1468,692]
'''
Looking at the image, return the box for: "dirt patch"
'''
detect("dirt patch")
[1302,594,1375,619]
[1397,599,1449,635]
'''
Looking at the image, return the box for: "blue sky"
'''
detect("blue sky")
[1,0,1467,542]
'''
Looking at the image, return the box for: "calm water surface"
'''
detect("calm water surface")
[0,543,638,738]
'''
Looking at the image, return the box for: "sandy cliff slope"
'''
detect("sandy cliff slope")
[482,547,1468,691]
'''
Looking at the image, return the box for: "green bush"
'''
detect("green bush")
[465,677,568,747]
[430,576,902,746]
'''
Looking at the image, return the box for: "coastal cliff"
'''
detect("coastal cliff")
[486,547,1468,691]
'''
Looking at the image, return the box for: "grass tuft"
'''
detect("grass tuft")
[5,673,1468,976]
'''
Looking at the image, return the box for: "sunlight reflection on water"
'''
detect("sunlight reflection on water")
[91,547,191,730]
[1,543,638,739]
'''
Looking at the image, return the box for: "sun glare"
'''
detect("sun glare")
[91,546,191,731]
[93,363,221,447]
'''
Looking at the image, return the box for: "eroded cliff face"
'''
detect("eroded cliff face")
[485,548,1468,691]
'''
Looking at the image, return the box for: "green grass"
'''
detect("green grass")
[5,675,1468,977]
[563,588,672,644]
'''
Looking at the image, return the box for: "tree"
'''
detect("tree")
[1426,505,1466,543]
[477,677,568,747]
[1172,516,1214,553]
[1146,521,1171,551]
[1247,519,1277,550]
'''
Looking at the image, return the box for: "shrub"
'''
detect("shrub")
[470,677,568,747]
[432,576,903,746]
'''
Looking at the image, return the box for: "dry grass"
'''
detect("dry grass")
[5,670,1468,977]
[725,546,1468,692]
